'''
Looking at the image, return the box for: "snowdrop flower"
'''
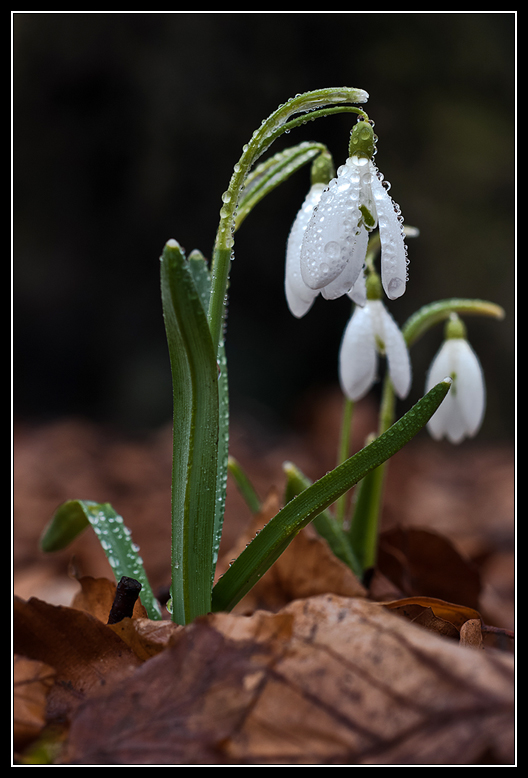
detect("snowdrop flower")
[285,182,326,318]
[338,273,411,402]
[425,315,486,444]
[300,119,409,301]
[285,153,366,318]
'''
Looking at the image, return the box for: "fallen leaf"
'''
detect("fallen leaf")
[107,617,182,660]
[13,596,143,723]
[70,576,148,623]
[13,656,56,751]
[60,594,514,765]
[382,595,483,635]
[377,526,482,609]
[460,619,483,649]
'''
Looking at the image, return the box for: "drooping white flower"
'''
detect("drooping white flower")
[425,317,486,444]
[285,182,366,318]
[299,124,408,301]
[285,183,326,318]
[338,285,411,402]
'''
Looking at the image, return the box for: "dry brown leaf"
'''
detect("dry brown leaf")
[107,617,182,660]
[70,576,148,622]
[13,596,143,722]
[382,595,483,636]
[13,656,56,751]
[60,594,514,765]
[460,619,483,649]
[377,526,482,608]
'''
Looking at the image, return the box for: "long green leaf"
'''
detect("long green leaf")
[40,499,161,620]
[187,250,229,579]
[160,240,220,624]
[234,142,326,230]
[211,379,451,613]
[282,461,362,578]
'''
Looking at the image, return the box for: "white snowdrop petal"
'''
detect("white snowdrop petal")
[347,266,367,307]
[450,339,486,436]
[338,305,377,401]
[425,341,452,392]
[284,277,317,318]
[322,228,369,300]
[425,337,486,443]
[371,172,408,300]
[374,301,412,399]
[300,159,366,291]
[284,184,324,317]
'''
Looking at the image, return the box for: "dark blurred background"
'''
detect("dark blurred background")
[13,13,516,441]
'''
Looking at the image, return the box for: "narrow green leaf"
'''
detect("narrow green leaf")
[40,499,161,620]
[282,461,362,578]
[227,456,261,514]
[187,250,229,580]
[160,240,220,624]
[235,142,326,230]
[211,380,451,613]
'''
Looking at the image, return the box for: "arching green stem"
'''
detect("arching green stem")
[207,87,369,356]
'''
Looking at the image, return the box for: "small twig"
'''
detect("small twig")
[481,623,515,640]
[107,576,142,624]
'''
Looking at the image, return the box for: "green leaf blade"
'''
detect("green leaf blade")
[161,240,220,624]
[235,142,326,230]
[40,499,162,620]
[211,380,451,613]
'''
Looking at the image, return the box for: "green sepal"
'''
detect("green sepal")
[40,499,162,620]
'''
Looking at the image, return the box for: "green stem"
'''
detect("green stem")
[207,87,369,356]
[347,377,395,575]
[403,298,505,347]
[334,396,354,525]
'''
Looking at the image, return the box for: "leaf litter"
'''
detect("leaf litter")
[13,410,515,765]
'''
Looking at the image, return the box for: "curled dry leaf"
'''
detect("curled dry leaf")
[382,596,484,641]
[60,593,514,765]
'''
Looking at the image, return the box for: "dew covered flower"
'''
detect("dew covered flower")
[285,154,366,318]
[425,314,486,444]
[338,274,411,402]
[300,119,408,302]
